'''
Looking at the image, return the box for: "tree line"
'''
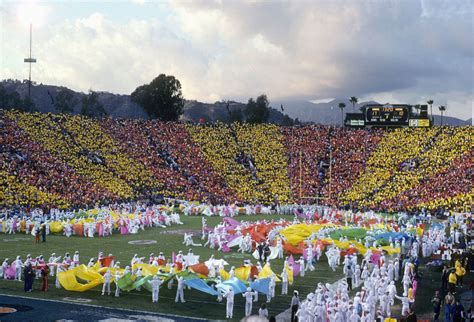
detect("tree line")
[131,74,295,124]
[0,83,107,118]
[0,76,447,125]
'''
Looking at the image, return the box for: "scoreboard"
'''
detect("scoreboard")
[365,104,409,126]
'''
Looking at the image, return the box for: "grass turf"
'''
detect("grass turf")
[0,214,342,320]
[0,214,471,320]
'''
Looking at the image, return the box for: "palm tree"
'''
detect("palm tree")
[349,96,358,112]
[427,99,434,121]
[338,102,346,126]
[438,105,446,125]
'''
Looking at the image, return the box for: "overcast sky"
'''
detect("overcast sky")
[1,0,472,119]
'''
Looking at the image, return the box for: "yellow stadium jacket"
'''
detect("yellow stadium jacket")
[448,272,457,284]
[455,266,466,277]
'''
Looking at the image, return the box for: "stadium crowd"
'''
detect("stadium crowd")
[187,123,264,203]
[323,128,383,206]
[149,121,237,203]
[101,118,196,201]
[234,123,292,203]
[342,127,438,207]
[1,111,117,209]
[343,127,471,212]
[371,127,470,210]
[7,111,138,200]
[386,152,472,212]
[282,125,331,203]
[0,110,471,213]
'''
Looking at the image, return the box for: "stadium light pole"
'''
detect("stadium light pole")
[24,23,37,101]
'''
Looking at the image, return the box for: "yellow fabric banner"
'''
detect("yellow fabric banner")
[258,263,281,282]
[220,269,230,281]
[49,221,63,233]
[57,269,103,292]
[235,266,251,281]
[75,265,104,282]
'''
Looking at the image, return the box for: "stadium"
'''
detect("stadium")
[1,1,472,322]
[0,109,472,320]
[1,110,471,212]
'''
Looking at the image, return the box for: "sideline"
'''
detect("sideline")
[0,293,208,321]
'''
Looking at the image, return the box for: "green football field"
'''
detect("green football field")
[0,214,469,320]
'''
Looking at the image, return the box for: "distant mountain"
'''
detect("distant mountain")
[271,99,377,125]
[271,98,472,126]
[431,115,471,126]
[1,80,470,126]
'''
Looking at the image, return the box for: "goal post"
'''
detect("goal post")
[298,149,332,204]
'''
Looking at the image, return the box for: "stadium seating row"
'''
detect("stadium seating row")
[1,110,471,212]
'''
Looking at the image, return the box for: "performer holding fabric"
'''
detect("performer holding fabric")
[175,276,185,303]
[281,269,289,295]
[115,270,122,297]
[224,287,235,319]
[149,275,163,303]
[242,287,257,317]
[267,274,276,303]
[102,269,112,295]
[14,256,23,281]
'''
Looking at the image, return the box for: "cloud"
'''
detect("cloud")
[1,0,472,119]
[130,0,146,5]
[168,0,472,118]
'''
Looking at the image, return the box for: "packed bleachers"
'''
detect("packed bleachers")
[186,123,258,203]
[1,110,471,212]
[381,128,472,211]
[282,125,331,203]
[102,119,236,203]
[1,111,118,209]
[368,127,470,209]
[101,118,190,200]
[342,127,472,211]
[234,123,292,203]
[341,127,439,207]
[321,128,383,206]
[150,121,238,203]
[61,115,160,196]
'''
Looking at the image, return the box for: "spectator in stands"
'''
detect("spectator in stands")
[0,110,471,212]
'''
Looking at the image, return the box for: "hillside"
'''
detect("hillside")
[0,80,294,124]
[1,80,148,119]
[1,79,470,126]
